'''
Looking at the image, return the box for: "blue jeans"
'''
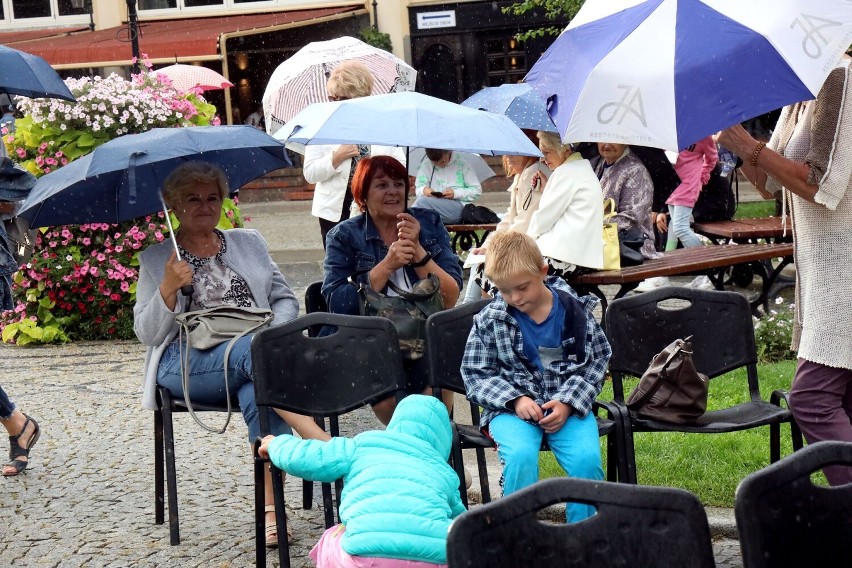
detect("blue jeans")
[667,204,703,249]
[0,384,16,419]
[489,411,603,522]
[157,336,291,442]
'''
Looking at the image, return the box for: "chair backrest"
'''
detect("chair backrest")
[305,280,327,314]
[425,299,491,394]
[735,441,852,568]
[604,287,758,400]
[252,312,406,417]
[446,477,715,568]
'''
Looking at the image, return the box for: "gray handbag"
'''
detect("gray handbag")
[175,305,273,433]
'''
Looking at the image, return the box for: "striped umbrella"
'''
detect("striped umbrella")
[155,64,234,92]
[262,36,416,135]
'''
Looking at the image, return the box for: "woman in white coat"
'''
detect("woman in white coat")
[302,61,405,247]
[527,131,604,275]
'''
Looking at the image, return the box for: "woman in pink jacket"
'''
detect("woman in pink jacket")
[665,135,718,251]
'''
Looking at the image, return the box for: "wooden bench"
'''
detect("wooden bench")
[444,223,497,254]
[693,216,793,244]
[567,242,794,316]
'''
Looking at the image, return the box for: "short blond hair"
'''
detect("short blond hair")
[327,60,374,99]
[162,162,229,208]
[537,131,572,157]
[484,231,545,283]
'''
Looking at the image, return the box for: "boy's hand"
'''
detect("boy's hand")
[539,400,572,433]
[257,435,275,460]
[513,396,543,422]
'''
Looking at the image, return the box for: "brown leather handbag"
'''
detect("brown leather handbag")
[626,336,709,423]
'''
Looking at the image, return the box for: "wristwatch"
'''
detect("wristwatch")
[411,251,433,267]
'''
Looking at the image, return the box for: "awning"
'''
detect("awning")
[0,26,88,44]
[11,5,365,70]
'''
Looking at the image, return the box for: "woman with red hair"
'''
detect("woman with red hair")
[322,155,463,423]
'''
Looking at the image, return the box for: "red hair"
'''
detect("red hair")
[351,155,409,212]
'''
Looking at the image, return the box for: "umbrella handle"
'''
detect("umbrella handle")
[159,192,194,297]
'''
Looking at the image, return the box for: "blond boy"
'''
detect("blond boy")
[461,231,611,521]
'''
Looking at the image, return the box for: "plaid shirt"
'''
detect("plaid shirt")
[461,278,611,427]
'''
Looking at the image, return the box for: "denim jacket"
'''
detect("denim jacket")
[322,207,463,316]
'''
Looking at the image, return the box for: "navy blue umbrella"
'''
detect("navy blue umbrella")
[19,125,291,229]
[0,45,76,102]
[461,83,557,132]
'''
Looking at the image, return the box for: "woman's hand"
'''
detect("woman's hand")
[159,250,193,309]
[331,144,361,169]
[655,212,668,233]
[531,170,548,191]
[396,212,421,244]
[257,435,275,459]
[383,238,417,270]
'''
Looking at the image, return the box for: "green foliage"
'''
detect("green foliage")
[359,27,393,52]
[734,199,776,219]
[503,0,584,42]
[0,63,244,345]
[754,300,796,362]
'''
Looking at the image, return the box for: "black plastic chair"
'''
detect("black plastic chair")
[153,386,232,545]
[446,477,715,568]
[251,312,409,567]
[604,287,803,483]
[735,441,852,568]
[426,300,635,505]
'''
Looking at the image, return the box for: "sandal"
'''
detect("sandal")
[265,504,294,548]
[3,414,41,477]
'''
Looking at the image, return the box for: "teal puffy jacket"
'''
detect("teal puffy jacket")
[266,395,467,563]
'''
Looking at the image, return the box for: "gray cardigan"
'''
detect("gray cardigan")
[133,229,299,410]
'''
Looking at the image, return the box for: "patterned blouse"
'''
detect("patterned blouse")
[178,229,256,310]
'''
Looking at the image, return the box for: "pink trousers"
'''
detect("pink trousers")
[310,525,447,568]
[788,359,852,485]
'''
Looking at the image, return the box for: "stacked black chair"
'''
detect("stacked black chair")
[251,312,408,567]
[735,441,852,568]
[426,299,635,506]
[153,386,232,545]
[604,287,803,483]
[446,477,715,568]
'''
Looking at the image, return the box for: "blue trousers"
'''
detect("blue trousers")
[157,336,291,442]
[489,411,603,522]
[0,384,15,419]
[411,196,464,224]
[667,204,703,249]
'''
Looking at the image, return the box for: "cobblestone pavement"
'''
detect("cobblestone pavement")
[1,337,743,568]
[1,194,752,566]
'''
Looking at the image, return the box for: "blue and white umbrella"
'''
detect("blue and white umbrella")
[461,83,557,132]
[275,91,541,157]
[525,0,852,151]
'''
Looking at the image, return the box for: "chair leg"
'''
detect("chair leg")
[321,481,335,528]
[154,408,165,525]
[161,394,181,545]
[271,464,291,568]
[791,419,804,452]
[473,447,491,503]
[770,422,781,463]
[450,424,469,508]
[254,443,267,567]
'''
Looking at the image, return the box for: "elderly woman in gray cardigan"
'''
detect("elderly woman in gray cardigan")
[133,162,328,547]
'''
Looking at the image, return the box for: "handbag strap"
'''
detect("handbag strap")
[384,274,440,301]
[177,313,270,434]
[603,198,617,222]
[626,337,693,411]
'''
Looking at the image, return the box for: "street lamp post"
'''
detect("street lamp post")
[126,0,141,74]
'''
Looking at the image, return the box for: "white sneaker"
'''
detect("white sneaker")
[688,275,714,290]
[634,276,670,292]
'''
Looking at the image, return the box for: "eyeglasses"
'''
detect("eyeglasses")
[327,95,350,102]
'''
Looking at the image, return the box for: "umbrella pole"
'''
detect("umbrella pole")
[159,195,194,297]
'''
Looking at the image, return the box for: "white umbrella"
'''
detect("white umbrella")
[155,64,234,92]
[262,36,416,135]
[274,92,541,157]
[525,0,852,151]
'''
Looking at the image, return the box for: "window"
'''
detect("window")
[485,36,526,87]
[2,0,87,22]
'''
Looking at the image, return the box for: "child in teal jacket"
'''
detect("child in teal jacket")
[258,395,466,567]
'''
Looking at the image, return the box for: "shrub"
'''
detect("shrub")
[753,299,796,363]
[0,58,240,345]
